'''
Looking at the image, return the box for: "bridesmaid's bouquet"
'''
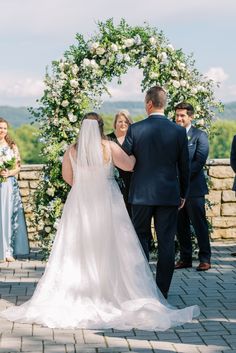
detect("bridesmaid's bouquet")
[0,153,16,183]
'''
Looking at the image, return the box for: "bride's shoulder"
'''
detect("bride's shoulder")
[64,144,77,159]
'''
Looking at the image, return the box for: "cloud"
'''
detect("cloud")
[0,76,44,98]
[205,67,229,83]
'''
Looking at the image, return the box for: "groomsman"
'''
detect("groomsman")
[174,102,211,271]
[230,135,236,257]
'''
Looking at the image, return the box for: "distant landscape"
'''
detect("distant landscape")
[1,102,236,163]
[1,101,236,127]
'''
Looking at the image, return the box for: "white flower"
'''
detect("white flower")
[46,188,55,196]
[82,58,91,67]
[172,80,181,88]
[160,52,168,63]
[124,38,135,48]
[123,54,131,62]
[68,112,78,123]
[111,43,118,52]
[100,59,107,66]
[116,53,123,63]
[45,226,51,233]
[180,79,187,87]
[167,44,175,51]
[178,62,186,70]
[61,100,69,107]
[72,64,79,75]
[150,72,159,79]
[58,156,63,163]
[53,118,59,126]
[58,62,65,71]
[149,37,157,45]
[82,80,89,88]
[191,87,198,95]
[89,42,99,51]
[134,34,142,45]
[90,59,99,69]
[59,72,67,80]
[171,70,179,78]
[96,47,106,55]
[140,56,148,66]
[70,79,79,88]
[53,218,60,229]
[198,118,205,126]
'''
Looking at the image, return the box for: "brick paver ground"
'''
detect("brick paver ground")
[0,242,236,353]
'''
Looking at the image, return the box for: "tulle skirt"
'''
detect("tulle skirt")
[1,177,199,330]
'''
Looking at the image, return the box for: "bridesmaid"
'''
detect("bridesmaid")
[0,117,29,262]
[107,110,133,217]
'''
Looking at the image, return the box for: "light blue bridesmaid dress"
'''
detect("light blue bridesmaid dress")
[0,145,29,260]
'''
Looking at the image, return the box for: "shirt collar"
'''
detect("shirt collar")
[186,124,192,133]
[149,112,165,117]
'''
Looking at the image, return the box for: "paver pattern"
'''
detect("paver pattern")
[0,242,236,353]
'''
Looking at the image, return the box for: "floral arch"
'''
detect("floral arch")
[33,19,220,257]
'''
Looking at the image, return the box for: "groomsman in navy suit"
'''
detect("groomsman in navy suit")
[174,102,211,271]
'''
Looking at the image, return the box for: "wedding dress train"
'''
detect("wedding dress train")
[1,120,199,330]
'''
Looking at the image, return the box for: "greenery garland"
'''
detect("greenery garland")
[32,19,222,258]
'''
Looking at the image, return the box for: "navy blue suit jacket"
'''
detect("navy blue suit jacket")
[122,114,190,206]
[187,126,209,197]
[230,135,236,191]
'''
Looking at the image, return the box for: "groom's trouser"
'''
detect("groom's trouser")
[132,205,178,296]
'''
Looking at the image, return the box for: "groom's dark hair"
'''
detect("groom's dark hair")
[145,86,167,108]
[175,102,194,117]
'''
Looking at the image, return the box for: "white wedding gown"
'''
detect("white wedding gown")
[1,120,199,330]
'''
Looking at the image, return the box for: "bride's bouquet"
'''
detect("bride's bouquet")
[0,151,16,183]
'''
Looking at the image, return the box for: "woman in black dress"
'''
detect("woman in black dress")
[107,110,133,217]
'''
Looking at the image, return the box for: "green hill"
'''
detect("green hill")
[1,101,236,127]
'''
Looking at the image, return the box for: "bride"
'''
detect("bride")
[1,112,199,330]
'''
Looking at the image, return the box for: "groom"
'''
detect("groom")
[123,86,190,298]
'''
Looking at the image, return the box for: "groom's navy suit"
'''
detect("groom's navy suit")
[123,114,190,297]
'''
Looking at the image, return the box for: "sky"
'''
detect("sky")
[0,0,235,106]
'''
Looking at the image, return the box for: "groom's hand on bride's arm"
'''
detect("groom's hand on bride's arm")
[178,198,186,210]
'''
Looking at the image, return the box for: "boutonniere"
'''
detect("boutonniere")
[187,135,191,141]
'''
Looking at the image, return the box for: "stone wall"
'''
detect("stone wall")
[206,159,236,242]
[18,160,236,246]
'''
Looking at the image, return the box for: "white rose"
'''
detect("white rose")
[82,80,89,88]
[134,34,142,45]
[59,62,65,71]
[191,87,198,95]
[180,79,187,87]
[167,44,175,51]
[149,37,157,45]
[82,58,90,67]
[96,47,105,55]
[61,100,69,107]
[171,70,179,78]
[172,80,180,88]
[70,79,79,88]
[116,53,123,62]
[140,56,148,66]
[198,118,205,126]
[72,64,79,75]
[100,59,107,66]
[124,38,135,48]
[178,62,186,70]
[111,43,118,52]
[45,226,51,233]
[90,59,99,69]
[150,72,159,79]
[123,54,131,62]
[59,72,67,80]
[160,52,168,62]
[46,188,55,196]
[68,112,78,123]
[89,42,99,51]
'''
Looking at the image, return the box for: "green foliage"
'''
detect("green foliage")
[210,120,236,158]
[9,124,44,164]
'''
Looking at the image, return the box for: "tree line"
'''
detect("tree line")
[9,118,236,164]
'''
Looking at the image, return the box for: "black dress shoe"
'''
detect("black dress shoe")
[231,252,236,257]
[175,260,192,269]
